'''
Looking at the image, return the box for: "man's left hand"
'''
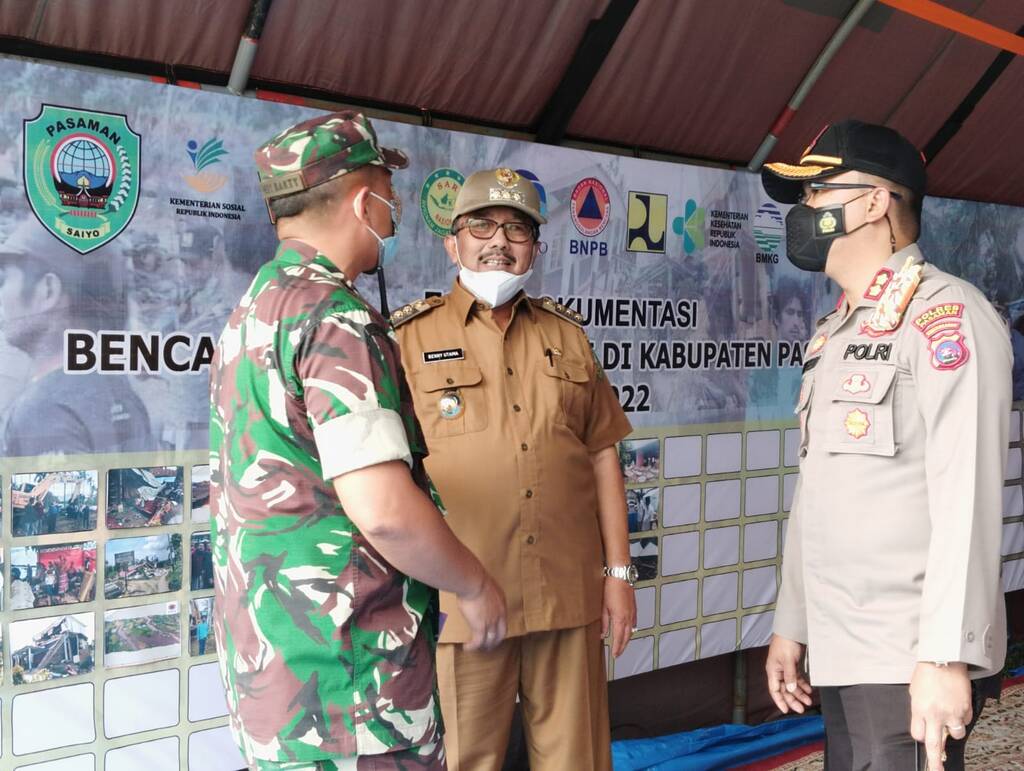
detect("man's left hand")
[909,662,972,771]
[602,576,636,658]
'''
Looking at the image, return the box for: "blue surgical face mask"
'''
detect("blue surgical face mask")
[365,191,400,270]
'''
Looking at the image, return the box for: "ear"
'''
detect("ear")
[529,240,546,266]
[36,272,64,311]
[443,234,460,267]
[351,186,372,224]
[864,187,892,224]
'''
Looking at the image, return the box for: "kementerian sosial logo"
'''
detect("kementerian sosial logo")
[24,104,141,254]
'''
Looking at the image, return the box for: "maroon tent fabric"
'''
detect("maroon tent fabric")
[1,1,1022,200]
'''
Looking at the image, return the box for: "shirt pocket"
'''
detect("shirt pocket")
[823,364,898,456]
[541,357,590,433]
[413,364,488,438]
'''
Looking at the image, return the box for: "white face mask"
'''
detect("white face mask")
[455,242,534,308]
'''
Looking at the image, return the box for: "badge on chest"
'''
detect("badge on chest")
[438,391,463,419]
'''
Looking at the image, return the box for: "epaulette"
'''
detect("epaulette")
[390,296,444,327]
[531,296,585,327]
[859,255,924,338]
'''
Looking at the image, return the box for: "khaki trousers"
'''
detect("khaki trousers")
[436,620,610,771]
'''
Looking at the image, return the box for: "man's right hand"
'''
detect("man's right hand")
[766,633,813,714]
[458,571,507,652]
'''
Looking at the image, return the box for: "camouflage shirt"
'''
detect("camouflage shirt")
[209,239,441,764]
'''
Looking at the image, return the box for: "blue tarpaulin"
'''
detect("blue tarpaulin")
[612,716,824,771]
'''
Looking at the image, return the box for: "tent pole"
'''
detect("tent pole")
[746,0,877,172]
[227,0,274,96]
[732,651,747,723]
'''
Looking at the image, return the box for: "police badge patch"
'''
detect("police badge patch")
[913,302,970,371]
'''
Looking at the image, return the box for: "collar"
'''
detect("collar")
[274,238,355,288]
[450,278,534,325]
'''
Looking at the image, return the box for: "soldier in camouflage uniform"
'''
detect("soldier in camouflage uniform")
[210,111,506,771]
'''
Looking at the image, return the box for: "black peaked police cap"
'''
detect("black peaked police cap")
[761,119,927,204]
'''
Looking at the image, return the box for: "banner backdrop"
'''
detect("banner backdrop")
[0,58,1022,769]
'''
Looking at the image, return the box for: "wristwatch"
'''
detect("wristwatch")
[604,564,639,586]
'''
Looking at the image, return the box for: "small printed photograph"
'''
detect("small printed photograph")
[106,466,184,528]
[190,531,213,591]
[627,488,660,533]
[630,536,659,582]
[104,601,182,668]
[11,541,98,609]
[11,470,98,536]
[620,438,660,484]
[191,464,211,522]
[104,533,183,599]
[189,597,216,656]
[11,612,95,685]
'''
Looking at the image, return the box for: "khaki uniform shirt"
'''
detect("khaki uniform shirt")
[775,245,1011,686]
[395,281,632,643]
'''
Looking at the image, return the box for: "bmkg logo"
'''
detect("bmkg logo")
[184,138,228,194]
[24,104,140,254]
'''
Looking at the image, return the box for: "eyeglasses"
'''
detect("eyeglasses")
[798,181,903,205]
[452,217,537,243]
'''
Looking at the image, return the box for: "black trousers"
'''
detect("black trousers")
[819,674,999,771]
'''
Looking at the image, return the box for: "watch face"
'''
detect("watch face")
[626,564,639,584]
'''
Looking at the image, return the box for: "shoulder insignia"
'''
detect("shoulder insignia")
[863,268,894,301]
[390,295,444,327]
[532,296,585,327]
[859,255,924,338]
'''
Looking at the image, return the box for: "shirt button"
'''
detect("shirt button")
[506,367,514,376]
[525,489,533,498]
[521,443,528,451]
[446,377,454,385]
[526,535,535,545]
[513,404,522,412]
[966,631,975,642]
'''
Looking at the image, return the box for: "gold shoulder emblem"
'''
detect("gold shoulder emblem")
[532,296,585,327]
[390,296,444,327]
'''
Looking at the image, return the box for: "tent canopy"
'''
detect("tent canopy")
[2,0,1022,206]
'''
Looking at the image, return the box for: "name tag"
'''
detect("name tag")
[423,348,464,363]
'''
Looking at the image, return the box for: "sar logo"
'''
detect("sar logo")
[626,190,667,253]
[420,168,464,238]
[184,138,229,194]
[24,104,141,253]
[570,177,610,237]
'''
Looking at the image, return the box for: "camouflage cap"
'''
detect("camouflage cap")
[451,168,548,226]
[255,110,409,201]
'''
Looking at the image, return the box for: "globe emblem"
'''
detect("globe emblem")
[53,136,115,209]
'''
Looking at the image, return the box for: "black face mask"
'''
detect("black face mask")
[784,191,873,272]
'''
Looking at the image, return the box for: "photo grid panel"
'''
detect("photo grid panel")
[614,423,792,678]
[1,455,244,770]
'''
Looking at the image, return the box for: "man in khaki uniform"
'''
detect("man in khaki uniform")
[393,168,635,771]
[761,120,1010,771]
